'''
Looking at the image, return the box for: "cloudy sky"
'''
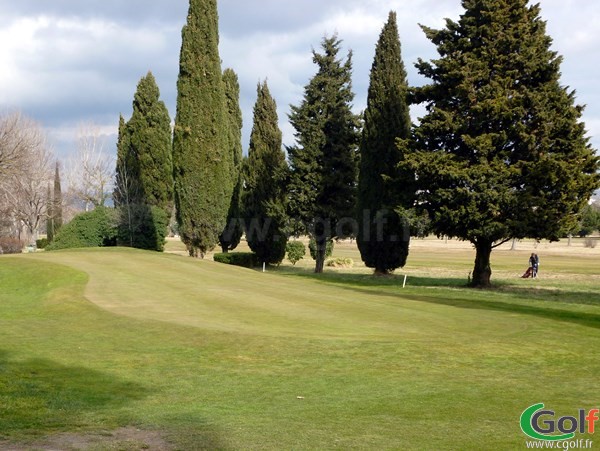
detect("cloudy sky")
[1,0,599,161]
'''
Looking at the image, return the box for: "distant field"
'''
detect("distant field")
[1,241,598,449]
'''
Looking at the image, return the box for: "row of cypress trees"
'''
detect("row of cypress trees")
[115,0,599,287]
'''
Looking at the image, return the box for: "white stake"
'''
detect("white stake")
[403,274,407,288]
[263,262,266,273]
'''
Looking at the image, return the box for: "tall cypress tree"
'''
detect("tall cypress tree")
[46,183,54,242]
[244,81,288,265]
[173,0,232,257]
[402,0,600,287]
[357,11,413,275]
[53,161,62,232]
[288,36,359,273]
[114,73,173,251]
[219,68,244,252]
[114,114,137,208]
[46,162,63,243]
[127,72,173,215]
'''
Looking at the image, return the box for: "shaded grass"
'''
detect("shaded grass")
[1,249,599,449]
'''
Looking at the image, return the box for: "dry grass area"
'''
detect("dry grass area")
[0,427,173,451]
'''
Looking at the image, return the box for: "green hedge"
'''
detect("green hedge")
[213,252,258,268]
[46,207,118,251]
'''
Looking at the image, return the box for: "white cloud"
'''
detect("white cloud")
[1,0,598,158]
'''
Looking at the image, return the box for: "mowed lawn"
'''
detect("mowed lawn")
[1,243,599,450]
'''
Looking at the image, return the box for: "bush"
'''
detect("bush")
[286,241,306,266]
[118,205,169,252]
[0,237,23,254]
[326,257,354,268]
[213,252,258,268]
[308,238,334,260]
[46,207,118,251]
[36,237,49,249]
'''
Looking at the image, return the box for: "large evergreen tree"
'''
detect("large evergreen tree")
[288,36,360,273]
[357,11,413,275]
[243,81,288,265]
[173,0,232,257]
[127,71,173,215]
[402,0,600,287]
[219,68,244,253]
[114,114,137,208]
[114,73,173,251]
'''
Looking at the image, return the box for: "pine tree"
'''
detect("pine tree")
[243,81,288,265]
[219,68,244,252]
[173,0,232,257]
[288,36,360,273]
[402,0,600,287]
[357,11,413,275]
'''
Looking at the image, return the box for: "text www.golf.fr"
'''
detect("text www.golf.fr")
[525,439,594,449]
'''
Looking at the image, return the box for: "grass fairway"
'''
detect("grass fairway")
[1,245,599,450]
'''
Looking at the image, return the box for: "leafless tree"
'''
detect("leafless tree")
[0,112,53,242]
[0,111,43,178]
[65,123,114,211]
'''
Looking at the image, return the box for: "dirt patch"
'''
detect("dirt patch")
[0,427,174,451]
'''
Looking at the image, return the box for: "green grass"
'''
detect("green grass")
[1,245,599,449]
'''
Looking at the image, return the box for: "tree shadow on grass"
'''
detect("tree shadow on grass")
[0,349,149,439]
[284,272,600,330]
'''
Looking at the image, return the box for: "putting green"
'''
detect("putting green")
[30,248,532,342]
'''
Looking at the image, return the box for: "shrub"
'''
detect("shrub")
[36,238,49,249]
[46,207,118,251]
[0,237,23,254]
[308,238,334,260]
[286,241,306,266]
[213,252,258,268]
[326,257,354,268]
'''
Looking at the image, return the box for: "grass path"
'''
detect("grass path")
[1,247,599,449]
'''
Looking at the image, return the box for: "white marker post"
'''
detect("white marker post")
[403,274,407,288]
[263,262,266,273]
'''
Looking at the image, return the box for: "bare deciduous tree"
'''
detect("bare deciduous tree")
[0,112,53,242]
[0,111,43,178]
[65,123,115,211]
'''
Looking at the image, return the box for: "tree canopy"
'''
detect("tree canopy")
[243,81,288,265]
[173,0,233,257]
[401,0,600,287]
[288,36,360,273]
[357,11,414,275]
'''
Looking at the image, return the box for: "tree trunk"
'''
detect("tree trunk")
[315,237,326,274]
[472,240,492,288]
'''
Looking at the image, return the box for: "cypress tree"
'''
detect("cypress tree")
[288,36,360,273]
[357,11,413,275]
[173,0,232,257]
[127,71,174,215]
[114,114,137,208]
[219,68,244,252]
[114,73,173,251]
[244,81,288,265]
[402,0,600,287]
[46,162,63,243]
[46,183,54,242]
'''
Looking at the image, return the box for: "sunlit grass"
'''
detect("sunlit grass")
[1,245,598,449]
